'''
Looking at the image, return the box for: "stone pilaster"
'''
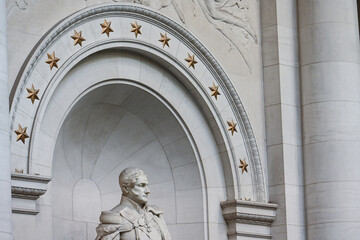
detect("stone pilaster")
[261,0,305,239]
[298,0,360,239]
[0,0,12,239]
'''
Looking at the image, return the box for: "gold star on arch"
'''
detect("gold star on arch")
[14,124,29,144]
[159,32,170,48]
[239,157,249,174]
[185,53,198,69]
[130,21,142,38]
[71,29,86,46]
[243,197,251,201]
[15,168,24,174]
[227,119,237,135]
[45,52,60,70]
[26,84,40,104]
[209,82,221,100]
[100,19,114,37]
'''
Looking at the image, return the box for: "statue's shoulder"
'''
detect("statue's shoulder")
[97,208,133,237]
[99,210,123,224]
[148,205,164,216]
[99,203,128,224]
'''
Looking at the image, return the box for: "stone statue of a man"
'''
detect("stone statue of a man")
[95,168,171,240]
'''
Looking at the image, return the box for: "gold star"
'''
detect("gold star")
[14,124,29,144]
[185,53,198,69]
[239,157,249,173]
[209,82,221,100]
[243,197,251,201]
[71,29,86,46]
[227,119,237,135]
[45,52,60,70]
[100,19,114,37]
[159,32,171,48]
[26,84,40,104]
[130,21,142,38]
[15,168,24,174]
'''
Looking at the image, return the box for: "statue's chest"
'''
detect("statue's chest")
[121,213,163,240]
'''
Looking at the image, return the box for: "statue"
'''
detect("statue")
[95,168,171,240]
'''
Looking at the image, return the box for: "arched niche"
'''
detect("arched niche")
[52,78,210,239]
[9,3,269,240]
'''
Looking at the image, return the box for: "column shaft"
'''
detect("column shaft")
[298,0,360,239]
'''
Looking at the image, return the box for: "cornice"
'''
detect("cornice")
[223,212,275,226]
[221,199,277,227]
[11,186,47,200]
[220,199,278,210]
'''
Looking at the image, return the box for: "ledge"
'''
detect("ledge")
[11,173,52,183]
[11,173,51,215]
[221,200,278,239]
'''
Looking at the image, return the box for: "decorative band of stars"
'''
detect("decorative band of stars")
[41,18,232,144]
[42,18,223,101]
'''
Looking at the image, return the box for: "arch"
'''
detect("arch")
[9,3,265,206]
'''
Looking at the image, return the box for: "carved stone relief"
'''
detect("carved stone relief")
[112,0,257,71]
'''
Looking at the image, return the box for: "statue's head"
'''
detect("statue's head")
[119,167,150,206]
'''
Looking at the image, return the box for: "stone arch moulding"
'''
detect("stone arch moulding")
[9,3,277,239]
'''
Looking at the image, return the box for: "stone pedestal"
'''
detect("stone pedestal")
[298,0,360,239]
[0,1,12,239]
[221,200,277,239]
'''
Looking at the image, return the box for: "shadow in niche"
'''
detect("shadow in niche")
[52,84,205,239]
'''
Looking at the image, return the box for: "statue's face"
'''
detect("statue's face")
[127,174,150,206]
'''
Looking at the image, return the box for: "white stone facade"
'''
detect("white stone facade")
[1,0,359,239]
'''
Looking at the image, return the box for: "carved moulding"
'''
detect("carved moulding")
[221,200,278,239]
[11,173,51,215]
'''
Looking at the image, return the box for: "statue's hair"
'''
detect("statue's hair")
[118,167,146,194]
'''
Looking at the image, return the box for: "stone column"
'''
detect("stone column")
[0,1,12,239]
[298,0,360,239]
